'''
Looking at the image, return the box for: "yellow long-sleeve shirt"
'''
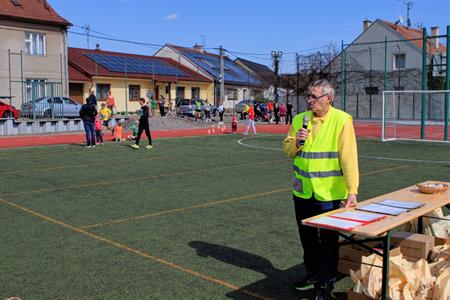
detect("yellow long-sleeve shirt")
[283,111,359,195]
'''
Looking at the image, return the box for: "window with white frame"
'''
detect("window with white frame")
[393,53,406,70]
[25,32,46,55]
[25,79,46,101]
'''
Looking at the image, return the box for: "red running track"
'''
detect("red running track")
[0,122,448,148]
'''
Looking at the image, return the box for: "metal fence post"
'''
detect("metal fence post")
[445,25,449,141]
[421,28,428,139]
[340,40,345,110]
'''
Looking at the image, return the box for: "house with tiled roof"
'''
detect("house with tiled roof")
[154,44,264,108]
[0,0,71,110]
[68,47,213,112]
[325,18,447,119]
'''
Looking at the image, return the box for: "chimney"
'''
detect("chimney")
[430,26,439,49]
[193,43,204,53]
[363,19,372,31]
[95,43,101,50]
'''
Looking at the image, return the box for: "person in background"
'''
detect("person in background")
[106,91,116,117]
[286,101,293,125]
[194,99,202,122]
[94,114,104,145]
[87,90,97,108]
[267,100,274,123]
[217,102,225,126]
[231,114,237,134]
[113,121,123,142]
[127,122,139,140]
[241,103,249,120]
[100,103,112,134]
[79,98,97,148]
[279,102,287,124]
[130,98,153,149]
[158,95,166,117]
[274,102,280,124]
[283,79,359,300]
[243,105,256,135]
[204,99,212,122]
[150,97,157,116]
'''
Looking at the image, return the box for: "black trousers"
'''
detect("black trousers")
[293,194,340,285]
[135,121,152,145]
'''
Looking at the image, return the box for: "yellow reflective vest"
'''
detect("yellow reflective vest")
[292,107,351,201]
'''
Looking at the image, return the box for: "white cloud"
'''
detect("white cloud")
[163,13,179,21]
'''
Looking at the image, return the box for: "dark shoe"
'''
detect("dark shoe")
[293,275,316,291]
[314,288,325,300]
[315,284,334,300]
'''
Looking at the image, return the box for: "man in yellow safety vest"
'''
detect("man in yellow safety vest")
[283,79,359,300]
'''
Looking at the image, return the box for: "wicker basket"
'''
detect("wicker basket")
[417,183,448,194]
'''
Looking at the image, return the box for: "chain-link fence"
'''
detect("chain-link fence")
[326,30,448,123]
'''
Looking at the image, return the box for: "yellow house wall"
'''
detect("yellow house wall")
[81,77,214,112]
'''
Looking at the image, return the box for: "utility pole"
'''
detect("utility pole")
[271,51,282,105]
[219,46,225,107]
[296,53,300,112]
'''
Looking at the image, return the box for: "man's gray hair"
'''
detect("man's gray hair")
[308,79,335,100]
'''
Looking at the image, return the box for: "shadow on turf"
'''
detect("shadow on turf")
[189,241,320,299]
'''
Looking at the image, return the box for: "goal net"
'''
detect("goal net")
[382,90,450,143]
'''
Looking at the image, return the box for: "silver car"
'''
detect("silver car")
[21,96,82,118]
[176,99,216,117]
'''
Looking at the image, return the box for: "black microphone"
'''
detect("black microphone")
[299,115,309,146]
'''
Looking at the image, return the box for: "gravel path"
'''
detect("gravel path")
[126,114,251,130]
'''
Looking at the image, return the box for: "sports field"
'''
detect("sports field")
[1,134,449,299]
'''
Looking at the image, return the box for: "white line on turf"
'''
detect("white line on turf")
[237,136,450,165]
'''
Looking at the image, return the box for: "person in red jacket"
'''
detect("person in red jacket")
[244,105,256,135]
[231,114,237,134]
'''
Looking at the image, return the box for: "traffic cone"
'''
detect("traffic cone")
[208,129,211,134]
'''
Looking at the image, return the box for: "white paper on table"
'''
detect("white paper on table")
[356,203,409,216]
[331,210,386,222]
[376,199,424,209]
[305,216,364,230]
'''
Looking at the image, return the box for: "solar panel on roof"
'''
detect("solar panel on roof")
[84,53,187,77]
[181,50,261,85]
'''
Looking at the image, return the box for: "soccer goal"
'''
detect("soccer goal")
[382,90,450,143]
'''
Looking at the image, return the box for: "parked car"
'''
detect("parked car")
[21,96,82,118]
[235,99,257,114]
[176,99,217,117]
[0,100,20,119]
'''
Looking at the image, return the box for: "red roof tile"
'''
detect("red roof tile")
[381,20,446,54]
[68,64,90,82]
[0,0,71,27]
[68,47,212,83]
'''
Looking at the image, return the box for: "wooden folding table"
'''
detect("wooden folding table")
[302,181,449,300]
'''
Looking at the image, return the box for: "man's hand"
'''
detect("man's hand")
[344,194,357,208]
[296,128,309,148]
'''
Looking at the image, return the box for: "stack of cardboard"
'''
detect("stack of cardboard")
[391,232,435,261]
[347,234,450,300]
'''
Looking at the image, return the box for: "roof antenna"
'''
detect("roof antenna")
[404,0,413,28]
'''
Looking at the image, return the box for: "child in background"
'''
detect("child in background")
[231,114,237,134]
[94,114,104,145]
[113,121,123,142]
[127,122,138,140]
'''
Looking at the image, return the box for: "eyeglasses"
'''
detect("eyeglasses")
[307,93,328,101]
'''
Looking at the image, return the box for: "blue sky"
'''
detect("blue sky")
[51,0,449,73]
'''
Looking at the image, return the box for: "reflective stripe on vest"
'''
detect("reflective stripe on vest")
[297,151,339,159]
[293,165,343,178]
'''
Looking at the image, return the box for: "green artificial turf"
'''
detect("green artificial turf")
[0,135,448,299]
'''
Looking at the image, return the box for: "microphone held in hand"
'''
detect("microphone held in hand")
[299,115,309,146]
